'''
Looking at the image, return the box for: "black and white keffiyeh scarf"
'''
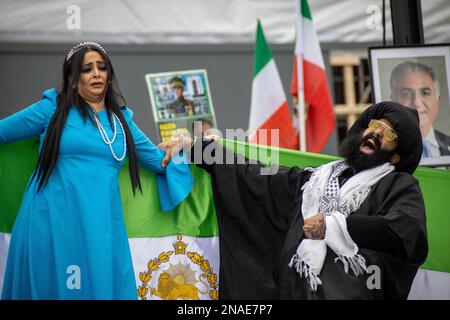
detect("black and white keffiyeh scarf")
[288,160,394,291]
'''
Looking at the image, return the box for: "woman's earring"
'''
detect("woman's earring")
[72,84,77,89]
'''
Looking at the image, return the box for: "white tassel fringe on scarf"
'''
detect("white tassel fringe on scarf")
[288,160,394,291]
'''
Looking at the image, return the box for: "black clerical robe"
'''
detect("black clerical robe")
[194,140,428,300]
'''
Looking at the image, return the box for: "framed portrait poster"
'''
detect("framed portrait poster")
[145,69,217,142]
[369,44,450,167]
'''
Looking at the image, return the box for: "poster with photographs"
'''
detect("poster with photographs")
[145,69,217,142]
[369,44,450,167]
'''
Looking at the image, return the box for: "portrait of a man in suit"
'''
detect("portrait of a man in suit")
[390,60,450,157]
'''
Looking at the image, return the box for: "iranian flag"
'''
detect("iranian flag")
[123,165,220,301]
[291,0,335,153]
[249,20,298,149]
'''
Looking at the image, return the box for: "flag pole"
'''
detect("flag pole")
[296,0,307,152]
[298,88,307,152]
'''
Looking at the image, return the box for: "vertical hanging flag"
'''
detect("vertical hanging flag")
[291,0,335,153]
[249,20,298,149]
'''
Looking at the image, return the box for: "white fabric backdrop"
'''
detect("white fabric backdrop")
[0,0,449,44]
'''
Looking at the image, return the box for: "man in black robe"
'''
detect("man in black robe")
[161,101,428,299]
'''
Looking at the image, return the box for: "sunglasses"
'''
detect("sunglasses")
[368,119,398,142]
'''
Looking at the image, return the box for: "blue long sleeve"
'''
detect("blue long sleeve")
[0,89,57,144]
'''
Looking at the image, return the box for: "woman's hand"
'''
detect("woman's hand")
[158,136,193,168]
[158,134,221,168]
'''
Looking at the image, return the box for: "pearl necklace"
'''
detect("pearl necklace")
[91,110,127,161]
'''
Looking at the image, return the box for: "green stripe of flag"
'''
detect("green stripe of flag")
[301,0,312,20]
[253,20,273,77]
[120,163,219,237]
[0,138,39,232]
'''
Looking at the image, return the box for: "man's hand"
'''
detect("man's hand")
[203,134,220,142]
[303,213,326,240]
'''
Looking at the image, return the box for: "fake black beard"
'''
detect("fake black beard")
[339,132,396,173]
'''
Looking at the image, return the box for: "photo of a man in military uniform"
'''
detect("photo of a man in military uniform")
[167,76,195,117]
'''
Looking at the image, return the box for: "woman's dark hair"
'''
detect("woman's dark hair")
[31,46,142,194]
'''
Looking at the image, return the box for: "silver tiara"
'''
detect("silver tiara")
[66,41,107,61]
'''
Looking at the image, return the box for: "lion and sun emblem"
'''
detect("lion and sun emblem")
[137,235,219,300]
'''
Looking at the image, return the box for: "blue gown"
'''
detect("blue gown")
[0,88,193,299]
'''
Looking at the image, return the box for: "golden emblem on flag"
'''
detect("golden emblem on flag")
[137,235,218,300]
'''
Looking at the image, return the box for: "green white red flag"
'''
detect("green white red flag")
[291,0,335,153]
[249,20,298,149]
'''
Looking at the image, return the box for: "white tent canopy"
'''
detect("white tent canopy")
[1,0,449,44]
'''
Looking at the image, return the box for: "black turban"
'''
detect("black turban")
[347,101,422,174]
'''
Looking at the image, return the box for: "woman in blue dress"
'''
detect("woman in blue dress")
[0,42,193,299]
